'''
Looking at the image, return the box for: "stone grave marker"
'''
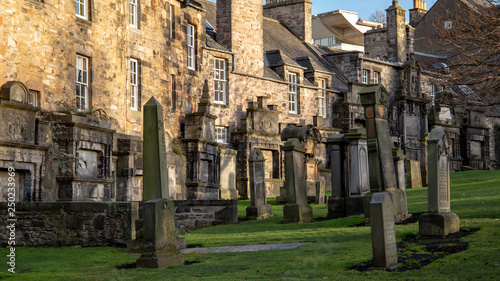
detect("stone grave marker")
[359,85,408,222]
[370,192,398,270]
[136,97,184,268]
[246,149,273,219]
[315,176,326,204]
[419,128,459,236]
[281,138,313,223]
[406,160,423,188]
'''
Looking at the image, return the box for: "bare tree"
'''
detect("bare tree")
[369,10,386,23]
[431,0,499,105]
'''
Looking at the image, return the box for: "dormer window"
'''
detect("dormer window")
[444,20,453,29]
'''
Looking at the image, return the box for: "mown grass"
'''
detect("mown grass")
[0,170,499,280]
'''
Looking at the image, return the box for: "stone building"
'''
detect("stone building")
[0,0,497,207]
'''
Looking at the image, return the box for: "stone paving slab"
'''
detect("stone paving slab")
[180,242,312,254]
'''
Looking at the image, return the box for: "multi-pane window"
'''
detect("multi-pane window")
[75,0,87,19]
[431,85,436,105]
[28,90,38,107]
[215,126,227,143]
[76,55,89,110]
[362,70,369,84]
[444,20,453,29]
[288,72,298,114]
[130,59,139,110]
[187,24,195,70]
[318,78,327,117]
[373,71,380,84]
[130,0,138,28]
[214,58,227,104]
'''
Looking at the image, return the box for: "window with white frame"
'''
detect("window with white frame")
[318,78,327,117]
[130,0,138,28]
[75,0,88,19]
[362,70,369,84]
[214,58,227,104]
[187,24,195,70]
[28,90,38,107]
[288,72,298,114]
[444,20,453,29]
[373,71,380,84]
[76,55,89,110]
[130,58,139,110]
[215,126,227,143]
[430,85,436,105]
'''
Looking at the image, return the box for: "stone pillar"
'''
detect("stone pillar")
[137,97,183,268]
[246,149,273,219]
[419,128,459,236]
[345,127,371,214]
[420,133,429,187]
[315,176,326,204]
[281,138,313,223]
[220,147,238,199]
[370,192,398,270]
[143,97,169,201]
[326,133,347,218]
[359,85,408,222]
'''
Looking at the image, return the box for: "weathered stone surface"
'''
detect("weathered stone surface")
[281,138,312,223]
[393,148,407,191]
[0,202,138,247]
[174,200,238,232]
[419,127,459,236]
[406,160,423,188]
[220,147,238,199]
[247,149,273,219]
[370,192,398,269]
[315,176,326,204]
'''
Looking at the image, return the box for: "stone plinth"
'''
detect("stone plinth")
[281,138,312,223]
[370,192,398,270]
[136,199,184,268]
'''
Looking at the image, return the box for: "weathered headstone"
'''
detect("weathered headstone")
[136,97,183,268]
[393,148,407,191]
[359,85,408,222]
[370,192,398,270]
[220,147,238,199]
[419,128,459,236]
[327,127,370,218]
[406,160,423,188]
[315,176,326,204]
[281,138,313,223]
[246,149,273,219]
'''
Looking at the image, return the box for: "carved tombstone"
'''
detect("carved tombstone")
[327,127,370,218]
[136,97,183,268]
[359,85,408,222]
[281,138,313,223]
[246,149,273,219]
[315,176,327,204]
[406,160,423,188]
[419,128,459,236]
[370,192,398,270]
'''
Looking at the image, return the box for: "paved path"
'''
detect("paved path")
[180,242,312,254]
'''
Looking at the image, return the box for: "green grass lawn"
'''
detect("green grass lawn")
[1,170,499,280]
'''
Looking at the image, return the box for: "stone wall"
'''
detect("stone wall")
[0,202,138,247]
[174,199,238,232]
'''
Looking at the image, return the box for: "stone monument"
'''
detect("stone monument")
[370,192,398,270]
[419,128,459,236]
[315,176,327,204]
[393,148,406,191]
[136,97,184,268]
[281,138,313,223]
[246,149,273,219]
[406,159,423,188]
[359,85,408,222]
[220,147,238,199]
[327,127,370,218]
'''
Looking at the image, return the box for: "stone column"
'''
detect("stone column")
[136,97,183,268]
[359,85,408,222]
[143,97,169,201]
[419,128,459,236]
[281,138,313,223]
[246,149,273,219]
[220,147,238,199]
[345,127,370,215]
[370,192,398,270]
[326,133,347,218]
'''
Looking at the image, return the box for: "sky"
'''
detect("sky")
[206,0,439,21]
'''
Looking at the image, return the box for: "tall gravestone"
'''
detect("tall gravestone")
[136,97,184,268]
[359,85,408,222]
[370,192,398,270]
[393,148,407,191]
[327,127,370,218]
[281,138,313,223]
[419,128,459,236]
[246,149,273,219]
[315,176,327,204]
[406,159,423,188]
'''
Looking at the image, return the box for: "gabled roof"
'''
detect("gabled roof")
[265,50,305,69]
